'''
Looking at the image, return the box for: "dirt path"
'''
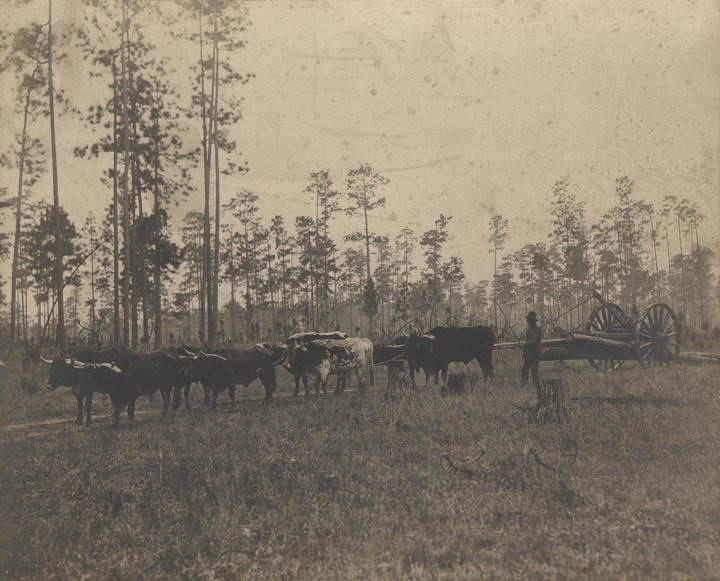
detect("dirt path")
[0,386,367,442]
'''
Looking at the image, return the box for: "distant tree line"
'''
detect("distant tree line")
[0,1,717,350]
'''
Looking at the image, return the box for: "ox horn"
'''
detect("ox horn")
[184,347,199,358]
[40,356,53,365]
[97,362,122,374]
[71,359,87,369]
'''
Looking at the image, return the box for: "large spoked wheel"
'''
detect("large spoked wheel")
[586,303,626,370]
[635,304,680,366]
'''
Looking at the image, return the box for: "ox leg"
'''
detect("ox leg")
[229,385,236,408]
[481,359,494,380]
[161,389,171,417]
[173,386,182,410]
[335,372,343,394]
[440,365,449,396]
[293,375,301,397]
[476,354,494,380]
[110,397,122,429]
[184,383,192,409]
[85,393,93,426]
[203,385,211,407]
[128,399,136,421]
[356,367,366,392]
[263,377,274,401]
[75,394,84,426]
[211,387,219,410]
[386,365,395,399]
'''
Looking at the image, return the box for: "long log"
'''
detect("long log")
[677,352,720,365]
[567,332,634,352]
[494,334,638,361]
[572,330,635,342]
[494,338,569,351]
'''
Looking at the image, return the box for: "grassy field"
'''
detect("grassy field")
[1,355,719,580]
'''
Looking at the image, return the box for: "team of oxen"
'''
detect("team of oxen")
[40,325,496,428]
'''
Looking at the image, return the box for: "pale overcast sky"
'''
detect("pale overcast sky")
[1,0,719,284]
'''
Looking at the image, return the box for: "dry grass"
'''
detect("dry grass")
[0,356,719,580]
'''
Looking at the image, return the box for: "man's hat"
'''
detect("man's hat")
[526,311,537,322]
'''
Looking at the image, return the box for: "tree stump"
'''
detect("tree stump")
[535,379,568,423]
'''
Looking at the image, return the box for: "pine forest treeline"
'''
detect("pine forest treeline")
[0,1,718,351]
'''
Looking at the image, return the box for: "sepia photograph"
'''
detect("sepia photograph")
[0,0,719,578]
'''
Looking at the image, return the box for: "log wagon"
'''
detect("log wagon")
[495,291,681,368]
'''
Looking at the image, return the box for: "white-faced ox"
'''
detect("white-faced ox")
[43,357,142,428]
[285,337,374,395]
[283,332,349,394]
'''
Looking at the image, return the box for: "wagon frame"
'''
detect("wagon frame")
[494,290,681,367]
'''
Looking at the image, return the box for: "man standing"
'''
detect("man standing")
[521,311,542,398]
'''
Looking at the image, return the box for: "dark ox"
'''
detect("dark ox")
[373,341,411,398]
[165,345,211,408]
[70,348,184,416]
[407,326,495,390]
[399,334,439,386]
[44,358,142,428]
[184,345,282,408]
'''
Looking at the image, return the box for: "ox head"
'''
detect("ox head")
[42,357,122,391]
[43,357,84,391]
[255,342,287,365]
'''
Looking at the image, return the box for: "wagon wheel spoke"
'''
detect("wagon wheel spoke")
[639,329,656,338]
[639,342,653,354]
[598,308,607,328]
[641,321,655,335]
[641,346,656,361]
[651,307,660,328]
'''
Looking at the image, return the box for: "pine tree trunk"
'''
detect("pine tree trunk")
[211,41,220,347]
[153,92,162,349]
[111,54,121,346]
[48,0,64,352]
[121,0,131,347]
[90,231,96,345]
[130,68,146,349]
[10,74,35,345]
[198,10,209,344]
